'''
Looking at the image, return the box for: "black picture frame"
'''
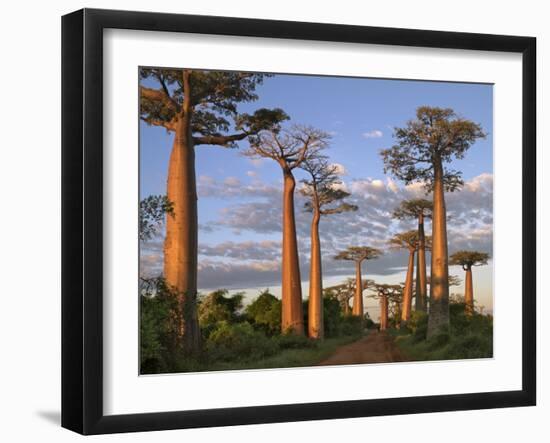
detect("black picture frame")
[61,8,536,435]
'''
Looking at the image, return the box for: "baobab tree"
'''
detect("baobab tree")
[388,231,419,325]
[246,125,330,335]
[140,68,287,351]
[393,199,433,312]
[300,157,357,339]
[325,279,355,316]
[370,283,402,331]
[334,247,382,318]
[382,106,485,337]
[449,250,490,315]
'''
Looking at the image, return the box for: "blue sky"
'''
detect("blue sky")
[140,72,494,319]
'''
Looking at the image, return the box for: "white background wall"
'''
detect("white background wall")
[0,0,545,441]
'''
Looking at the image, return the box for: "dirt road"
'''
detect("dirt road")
[318,330,406,366]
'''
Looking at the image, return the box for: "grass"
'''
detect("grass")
[167,333,364,373]
[389,304,493,361]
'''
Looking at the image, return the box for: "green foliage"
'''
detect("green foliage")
[393,198,433,220]
[139,195,173,241]
[334,246,382,262]
[394,301,493,361]
[340,315,364,336]
[205,321,278,362]
[381,106,486,192]
[276,333,318,350]
[449,250,490,269]
[323,294,343,337]
[140,278,179,373]
[245,290,281,335]
[198,289,244,338]
[408,310,429,343]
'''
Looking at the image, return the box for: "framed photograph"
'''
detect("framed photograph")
[62,8,536,435]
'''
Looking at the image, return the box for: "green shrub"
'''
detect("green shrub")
[139,278,180,374]
[323,295,343,338]
[276,333,317,350]
[340,315,364,336]
[245,290,281,335]
[206,321,278,361]
[198,289,244,333]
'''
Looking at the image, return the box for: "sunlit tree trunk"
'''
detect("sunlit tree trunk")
[464,266,474,316]
[415,212,428,312]
[352,261,364,317]
[380,295,388,331]
[163,70,200,352]
[308,197,323,339]
[281,171,304,335]
[427,156,450,337]
[401,248,415,324]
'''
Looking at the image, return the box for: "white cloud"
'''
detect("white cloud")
[141,173,494,293]
[362,129,383,139]
[329,162,347,176]
[223,176,241,186]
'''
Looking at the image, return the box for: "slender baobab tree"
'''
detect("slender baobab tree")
[300,157,357,339]
[140,68,287,351]
[393,199,433,312]
[370,283,401,331]
[246,125,330,335]
[382,106,485,337]
[388,231,419,325]
[449,250,490,315]
[334,247,382,318]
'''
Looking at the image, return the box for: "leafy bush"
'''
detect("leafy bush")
[206,321,278,361]
[139,278,180,373]
[245,290,281,335]
[323,295,343,337]
[276,333,317,350]
[340,315,364,336]
[394,303,493,361]
[199,289,244,338]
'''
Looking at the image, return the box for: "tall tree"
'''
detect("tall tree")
[140,68,287,351]
[382,106,485,337]
[393,199,433,312]
[388,231,419,325]
[246,125,330,335]
[334,247,382,318]
[300,157,357,339]
[370,283,402,331]
[449,250,490,315]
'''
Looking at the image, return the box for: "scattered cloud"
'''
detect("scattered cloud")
[141,173,493,292]
[362,129,383,139]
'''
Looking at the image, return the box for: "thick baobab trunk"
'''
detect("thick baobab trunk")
[464,266,474,316]
[401,248,415,324]
[380,295,388,331]
[163,70,200,353]
[308,204,323,339]
[352,261,364,317]
[281,171,304,335]
[415,213,428,312]
[427,157,450,337]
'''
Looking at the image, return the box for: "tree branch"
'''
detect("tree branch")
[140,116,176,131]
[193,132,248,147]
[140,86,179,112]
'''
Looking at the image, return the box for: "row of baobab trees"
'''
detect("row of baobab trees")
[140,68,488,353]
